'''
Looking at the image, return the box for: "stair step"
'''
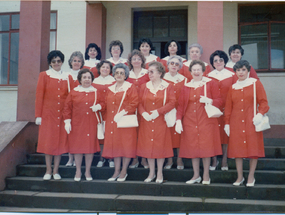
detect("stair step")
[264,138,285,146]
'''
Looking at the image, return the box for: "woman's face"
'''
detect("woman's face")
[88,47,98,59]
[131,54,142,69]
[50,56,63,72]
[139,42,151,56]
[213,55,225,71]
[191,64,203,81]
[236,66,249,81]
[189,47,201,61]
[168,42,178,56]
[114,68,126,83]
[230,49,242,63]
[100,63,111,78]
[81,72,92,88]
[111,45,121,58]
[71,56,82,71]
[148,65,161,82]
[168,58,180,76]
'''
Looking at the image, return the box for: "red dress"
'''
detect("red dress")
[224,78,269,158]
[137,80,176,158]
[102,81,139,158]
[160,56,187,73]
[177,77,223,158]
[35,69,70,155]
[126,68,150,91]
[83,59,100,79]
[182,60,211,81]
[106,57,128,67]
[163,72,186,148]
[63,86,104,154]
[144,54,160,69]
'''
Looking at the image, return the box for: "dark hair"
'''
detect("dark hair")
[128,49,146,70]
[77,68,94,84]
[109,40,124,57]
[138,38,153,53]
[68,51,84,69]
[189,60,206,73]
[96,60,113,75]
[228,44,244,56]
[112,63,129,80]
[233,60,251,72]
[85,43,101,60]
[148,61,166,79]
[209,50,229,69]
[164,40,181,56]
[47,50,64,65]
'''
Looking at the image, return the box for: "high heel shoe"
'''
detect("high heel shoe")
[129,162,139,168]
[107,174,120,181]
[164,163,173,169]
[85,175,93,181]
[246,179,255,187]
[144,175,156,183]
[155,178,163,184]
[209,161,219,171]
[117,174,128,182]
[74,177,81,182]
[65,162,73,167]
[202,178,211,185]
[186,176,201,184]
[233,177,244,186]
[96,159,105,167]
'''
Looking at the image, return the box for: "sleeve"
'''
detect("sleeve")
[35,72,46,118]
[176,86,186,120]
[256,80,269,115]
[209,81,223,109]
[224,87,233,124]
[157,84,176,115]
[90,67,100,79]
[250,66,259,80]
[62,91,73,120]
[160,59,168,73]
[96,88,106,111]
[123,84,139,114]
[203,65,212,77]
[183,65,193,81]
[138,84,147,115]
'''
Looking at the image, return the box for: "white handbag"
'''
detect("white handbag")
[163,88,176,127]
[253,81,270,132]
[93,90,105,139]
[203,82,223,118]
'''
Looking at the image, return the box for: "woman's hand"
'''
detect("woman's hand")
[35,117,42,125]
[253,113,263,125]
[64,119,71,134]
[114,109,128,123]
[199,96,213,104]
[142,112,152,121]
[175,120,183,134]
[224,124,230,137]
[90,104,101,112]
[150,110,159,120]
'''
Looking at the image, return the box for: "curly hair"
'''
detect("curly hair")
[127,49,146,70]
[84,43,101,60]
[209,50,229,69]
[109,40,124,57]
[148,61,166,79]
[68,51,84,69]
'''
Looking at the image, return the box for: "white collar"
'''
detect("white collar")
[146,79,169,94]
[207,68,235,81]
[46,68,69,80]
[129,68,148,79]
[183,60,208,67]
[145,54,158,63]
[163,56,187,62]
[84,59,100,68]
[107,57,127,64]
[163,72,185,83]
[232,77,257,90]
[74,85,97,92]
[226,60,236,68]
[108,81,132,93]
[185,76,212,89]
[69,69,80,80]
[93,75,115,85]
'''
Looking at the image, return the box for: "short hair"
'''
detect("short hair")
[188,43,203,54]
[68,51,84,69]
[96,60,113,75]
[47,50,64,65]
[148,61,166,79]
[77,68,95,84]
[127,49,146,70]
[112,63,129,80]
[189,60,206,73]
[167,55,183,70]
[138,37,153,53]
[164,40,181,56]
[233,60,251,72]
[109,40,124,57]
[85,43,102,60]
[228,44,244,56]
[209,50,229,69]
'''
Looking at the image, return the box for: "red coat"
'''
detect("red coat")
[144,54,160,69]
[137,80,176,158]
[126,68,150,93]
[102,81,139,158]
[35,70,70,155]
[177,77,223,158]
[224,79,269,158]
[106,57,128,67]
[82,66,100,79]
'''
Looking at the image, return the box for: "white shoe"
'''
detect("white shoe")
[233,177,244,186]
[107,174,120,181]
[53,173,61,180]
[43,173,52,180]
[109,160,115,168]
[246,179,255,187]
[202,178,211,185]
[97,159,105,167]
[129,162,139,168]
[186,176,201,184]
[209,161,219,171]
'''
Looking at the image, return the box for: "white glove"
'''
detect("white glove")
[224,124,230,137]
[114,109,128,123]
[175,120,183,134]
[35,117,42,125]
[253,113,263,125]
[64,119,71,134]
[199,96,213,104]
[150,110,159,120]
[142,112,152,121]
[90,104,101,112]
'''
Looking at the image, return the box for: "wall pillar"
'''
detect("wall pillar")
[86,3,107,59]
[17,1,51,121]
[197,1,223,65]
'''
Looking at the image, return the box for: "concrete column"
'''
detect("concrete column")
[17,1,51,121]
[197,1,223,65]
[86,3,107,59]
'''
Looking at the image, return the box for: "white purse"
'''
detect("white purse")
[94,91,105,139]
[203,82,223,118]
[163,88,176,127]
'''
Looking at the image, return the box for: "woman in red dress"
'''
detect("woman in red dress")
[35,50,70,180]
[83,43,102,78]
[63,69,104,181]
[224,60,269,187]
[102,63,139,182]
[175,60,223,185]
[138,38,160,69]
[137,61,176,183]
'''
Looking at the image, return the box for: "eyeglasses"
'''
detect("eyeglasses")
[51,60,62,64]
[170,61,180,66]
[112,47,120,51]
[213,58,224,63]
[115,71,125,76]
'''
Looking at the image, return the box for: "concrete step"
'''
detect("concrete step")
[0,190,285,212]
[16,164,285,184]
[264,138,285,146]
[5,177,285,201]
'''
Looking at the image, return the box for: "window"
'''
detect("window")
[50,11,57,51]
[239,3,285,72]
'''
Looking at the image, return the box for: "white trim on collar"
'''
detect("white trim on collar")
[163,56,187,62]
[74,85,97,92]
[93,75,115,85]
[107,57,127,65]
[207,68,235,81]
[129,68,148,79]
[183,60,208,67]
[84,59,100,68]
[226,60,235,68]
[69,69,79,80]
[146,79,169,94]
[108,81,132,93]
[232,77,257,90]
[185,76,212,89]
[46,69,69,80]
[145,54,158,63]
[163,72,185,83]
